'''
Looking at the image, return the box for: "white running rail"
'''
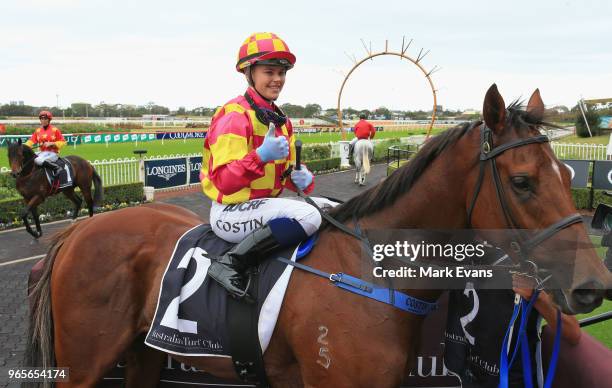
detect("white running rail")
[550,142,607,161]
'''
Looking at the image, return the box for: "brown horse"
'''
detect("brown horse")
[7,140,103,238]
[27,85,612,387]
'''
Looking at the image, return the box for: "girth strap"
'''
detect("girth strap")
[227,274,269,387]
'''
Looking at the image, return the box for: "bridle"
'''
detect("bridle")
[296,120,582,287]
[10,147,35,178]
[466,122,583,285]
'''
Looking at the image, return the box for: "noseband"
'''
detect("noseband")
[466,123,583,283]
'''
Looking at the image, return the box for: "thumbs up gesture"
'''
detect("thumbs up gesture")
[256,123,289,162]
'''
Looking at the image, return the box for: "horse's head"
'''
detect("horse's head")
[469,84,611,314]
[7,139,34,178]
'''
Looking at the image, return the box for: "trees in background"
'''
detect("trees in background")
[374,107,392,119]
[575,107,602,138]
[0,104,38,116]
[1,101,597,123]
[304,104,322,118]
[280,103,305,118]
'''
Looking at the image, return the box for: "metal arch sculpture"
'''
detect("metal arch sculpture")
[336,38,440,139]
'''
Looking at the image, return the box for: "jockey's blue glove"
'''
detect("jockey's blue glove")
[291,165,313,190]
[256,123,289,162]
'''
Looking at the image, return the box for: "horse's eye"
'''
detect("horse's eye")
[511,175,531,193]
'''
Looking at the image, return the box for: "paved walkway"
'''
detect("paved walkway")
[0,165,386,385]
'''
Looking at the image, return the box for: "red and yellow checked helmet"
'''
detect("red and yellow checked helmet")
[236,32,296,73]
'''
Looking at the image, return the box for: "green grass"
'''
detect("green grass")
[294,127,446,143]
[579,300,612,347]
[0,139,204,167]
[1,129,440,168]
[572,235,611,348]
[556,133,610,145]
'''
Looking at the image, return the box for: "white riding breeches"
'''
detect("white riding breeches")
[34,151,58,165]
[211,196,339,243]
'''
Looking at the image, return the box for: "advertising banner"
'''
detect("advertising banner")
[156,132,207,140]
[562,160,590,188]
[592,160,612,190]
[189,156,202,184]
[81,133,155,144]
[0,134,80,147]
[0,135,29,146]
[144,158,188,188]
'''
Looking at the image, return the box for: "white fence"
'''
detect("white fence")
[550,142,608,161]
[0,118,210,127]
[91,158,140,186]
[2,142,610,184]
[91,153,201,186]
[73,143,612,187]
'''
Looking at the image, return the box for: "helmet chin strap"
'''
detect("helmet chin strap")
[245,66,255,87]
[245,66,276,103]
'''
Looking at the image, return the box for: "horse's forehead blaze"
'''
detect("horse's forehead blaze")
[550,161,564,184]
[535,148,568,185]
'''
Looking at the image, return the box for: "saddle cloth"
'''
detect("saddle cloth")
[43,158,74,190]
[144,223,302,357]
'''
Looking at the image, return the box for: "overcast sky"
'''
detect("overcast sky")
[2,0,610,112]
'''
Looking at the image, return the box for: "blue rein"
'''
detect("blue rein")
[272,211,438,316]
[274,254,437,316]
[499,290,562,388]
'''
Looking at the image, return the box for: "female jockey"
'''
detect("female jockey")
[201,32,336,299]
[25,110,66,179]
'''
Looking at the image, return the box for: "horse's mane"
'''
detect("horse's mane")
[327,121,476,224]
[326,102,552,225]
[506,100,557,133]
[8,142,36,162]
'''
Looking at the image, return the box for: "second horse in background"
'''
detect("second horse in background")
[353,138,373,186]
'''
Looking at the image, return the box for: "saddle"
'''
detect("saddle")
[41,158,74,191]
[145,224,316,385]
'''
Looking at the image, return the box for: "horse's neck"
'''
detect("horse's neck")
[23,152,37,174]
[338,135,475,295]
[363,159,471,230]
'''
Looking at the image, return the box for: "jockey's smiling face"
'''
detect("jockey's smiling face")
[250,65,286,101]
[39,116,50,126]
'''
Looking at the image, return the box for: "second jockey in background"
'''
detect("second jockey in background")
[349,113,376,158]
[201,32,337,299]
[25,111,66,179]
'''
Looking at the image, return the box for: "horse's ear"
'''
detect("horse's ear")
[526,88,545,122]
[483,84,506,133]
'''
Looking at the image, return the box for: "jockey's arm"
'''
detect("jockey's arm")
[282,126,315,194]
[49,129,67,150]
[206,114,267,195]
[44,140,67,150]
[25,132,38,148]
[208,150,267,196]
[283,165,315,194]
